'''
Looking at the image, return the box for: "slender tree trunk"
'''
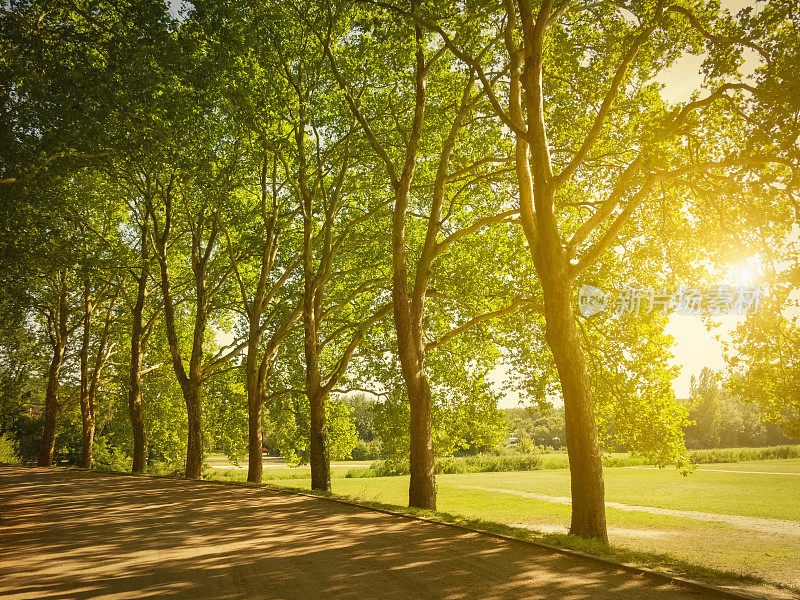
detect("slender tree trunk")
[80,279,93,469]
[149,195,212,481]
[296,112,332,493]
[407,372,435,508]
[540,273,608,542]
[303,271,330,491]
[129,282,147,473]
[245,332,264,483]
[38,275,69,468]
[246,386,263,483]
[507,0,609,534]
[37,346,64,467]
[184,381,203,479]
[129,222,149,473]
[308,386,330,491]
[81,405,96,469]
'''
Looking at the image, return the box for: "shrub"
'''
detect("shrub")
[0,433,19,464]
[688,445,800,464]
[92,436,131,472]
[350,439,381,461]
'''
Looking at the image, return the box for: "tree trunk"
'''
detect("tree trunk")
[184,381,203,479]
[128,301,147,473]
[407,373,435,509]
[80,279,93,469]
[540,275,608,542]
[308,386,330,491]
[37,344,64,467]
[129,224,149,474]
[149,196,210,481]
[80,412,95,470]
[246,368,263,483]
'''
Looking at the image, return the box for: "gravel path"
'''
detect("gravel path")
[0,466,736,600]
[455,485,800,538]
[625,467,800,476]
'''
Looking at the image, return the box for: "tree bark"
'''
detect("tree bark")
[407,373,435,508]
[246,382,263,483]
[37,343,64,467]
[148,194,215,481]
[322,20,435,509]
[540,274,608,542]
[308,386,330,491]
[507,0,608,541]
[184,380,203,479]
[79,279,94,469]
[38,273,69,468]
[297,108,331,492]
[129,219,149,473]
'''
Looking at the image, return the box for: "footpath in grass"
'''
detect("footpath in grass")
[208,457,800,593]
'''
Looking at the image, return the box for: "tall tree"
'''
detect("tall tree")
[36,267,81,466]
[319,2,535,508]
[402,0,799,539]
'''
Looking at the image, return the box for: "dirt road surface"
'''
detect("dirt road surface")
[0,466,739,600]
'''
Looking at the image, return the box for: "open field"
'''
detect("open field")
[208,458,800,592]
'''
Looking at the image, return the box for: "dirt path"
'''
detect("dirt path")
[625,467,800,476]
[455,485,800,538]
[0,467,735,600]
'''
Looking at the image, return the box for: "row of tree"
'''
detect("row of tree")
[1,0,798,542]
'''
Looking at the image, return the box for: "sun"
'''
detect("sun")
[729,256,763,287]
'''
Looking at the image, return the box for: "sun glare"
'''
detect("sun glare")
[727,256,763,287]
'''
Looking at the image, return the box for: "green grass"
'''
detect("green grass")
[229,459,800,521]
[431,464,800,521]
[696,459,800,473]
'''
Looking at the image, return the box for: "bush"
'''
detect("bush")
[688,445,800,464]
[92,436,131,472]
[148,460,186,477]
[346,451,550,477]
[0,433,19,464]
[350,439,381,461]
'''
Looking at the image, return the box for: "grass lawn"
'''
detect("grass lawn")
[206,458,800,591]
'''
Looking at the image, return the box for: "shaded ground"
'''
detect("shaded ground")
[0,467,747,600]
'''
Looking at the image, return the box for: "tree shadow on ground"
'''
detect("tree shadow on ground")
[0,466,723,600]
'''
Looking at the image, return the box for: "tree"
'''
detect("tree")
[396,0,799,539]
[320,1,537,509]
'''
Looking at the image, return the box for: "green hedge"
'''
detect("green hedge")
[344,445,800,478]
[688,445,800,464]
